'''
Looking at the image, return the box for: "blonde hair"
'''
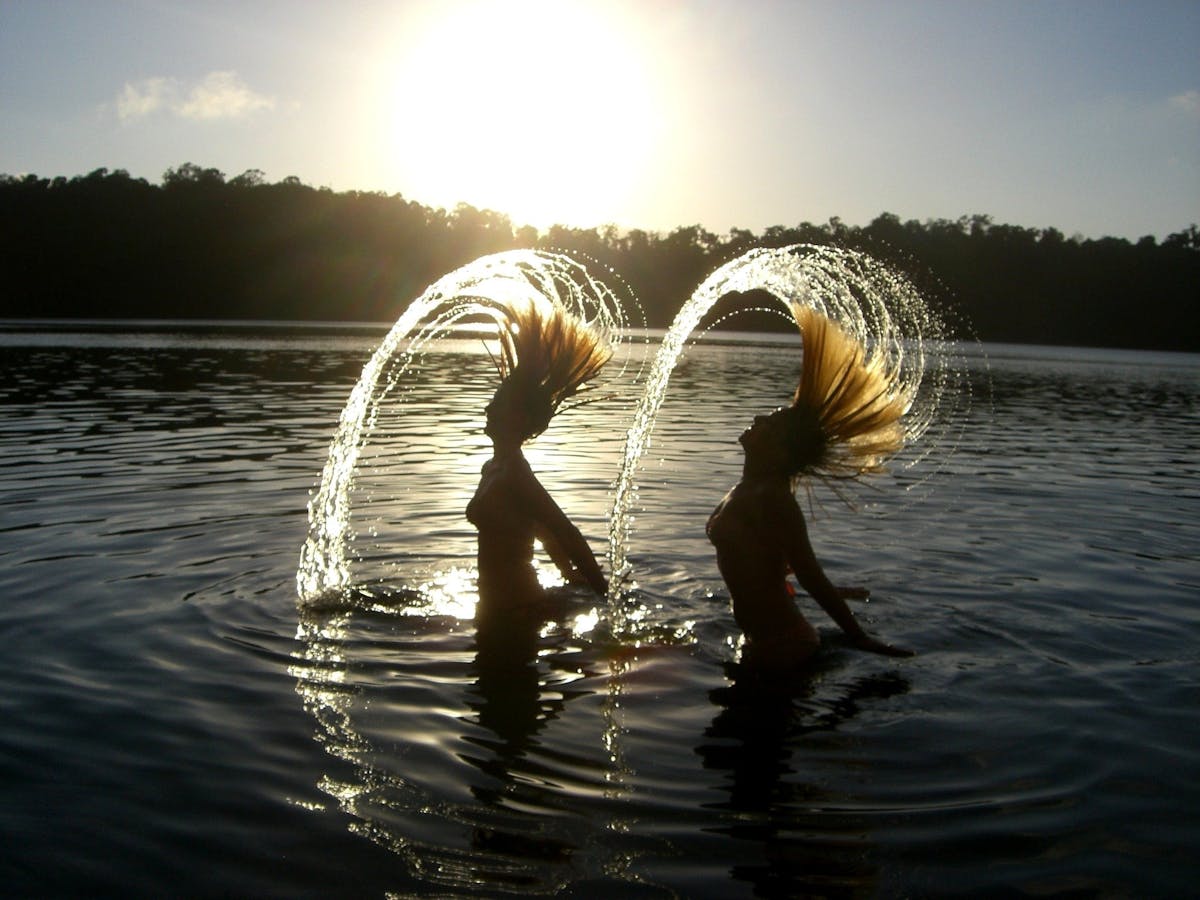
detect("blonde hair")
[788,306,910,478]
[494,302,612,440]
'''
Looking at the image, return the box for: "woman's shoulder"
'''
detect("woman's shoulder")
[712,479,799,536]
[479,452,528,479]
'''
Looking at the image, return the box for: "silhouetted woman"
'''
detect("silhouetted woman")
[707,306,915,670]
[467,302,609,628]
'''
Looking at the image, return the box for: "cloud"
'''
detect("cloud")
[117,77,173,120]
[115,71,275,122]
[1168,90,1200,119]
[177,71,275,120]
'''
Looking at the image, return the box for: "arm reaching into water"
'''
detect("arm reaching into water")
[537,525,606,595]
[778,493,914,658]
[515,462,607,596]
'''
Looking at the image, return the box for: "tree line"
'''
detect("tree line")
[3,164,1197,350]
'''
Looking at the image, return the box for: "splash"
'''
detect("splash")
[607,244,969,626]
[296,249,636,605]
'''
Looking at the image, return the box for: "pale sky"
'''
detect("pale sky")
[2,0,1197,240]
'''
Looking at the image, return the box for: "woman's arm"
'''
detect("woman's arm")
[778,494,912,657]
[536,526,589,585]
[517,465,607,596]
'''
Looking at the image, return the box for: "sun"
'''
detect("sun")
[377,0,661,228]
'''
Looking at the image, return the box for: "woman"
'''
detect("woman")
[467,301,609,624]
[707,306,915,669]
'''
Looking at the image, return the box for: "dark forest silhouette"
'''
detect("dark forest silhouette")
[3,164,1197,350]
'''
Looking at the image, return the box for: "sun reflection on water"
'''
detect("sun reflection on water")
[412,567,478,620]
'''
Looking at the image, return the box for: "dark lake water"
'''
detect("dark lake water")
[2,320,1197,898]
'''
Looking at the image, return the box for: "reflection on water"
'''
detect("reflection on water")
[699,664,910,897]
[1,324,1198,897]
[291,584,644,893]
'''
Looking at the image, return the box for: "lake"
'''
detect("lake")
[1,320,1197,898]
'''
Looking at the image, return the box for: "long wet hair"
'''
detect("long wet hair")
[492,301,612,442]
[784,306,911,479]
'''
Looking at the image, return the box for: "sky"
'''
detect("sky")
[1,0,1197,241]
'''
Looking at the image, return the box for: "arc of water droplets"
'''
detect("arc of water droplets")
[607,244,954,625]
[297,249,635,605]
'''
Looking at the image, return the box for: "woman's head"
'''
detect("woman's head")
[740,406,827,475]
[485,371,552,445]
[749,307,910,480]
[489,302,612,444]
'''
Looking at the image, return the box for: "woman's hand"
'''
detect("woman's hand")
[852,633,915,657]
[835,585,870,600]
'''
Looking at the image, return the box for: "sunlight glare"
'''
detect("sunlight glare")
[571,606,600,636]
[380,0,660,228]
[415,566,478,619]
